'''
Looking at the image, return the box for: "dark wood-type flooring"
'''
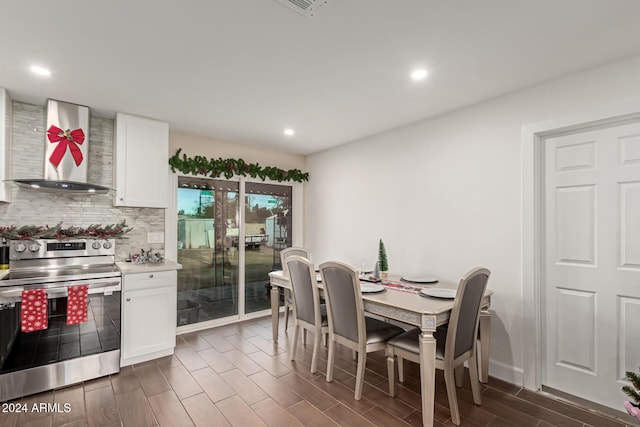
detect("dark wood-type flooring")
[2,315,638,427]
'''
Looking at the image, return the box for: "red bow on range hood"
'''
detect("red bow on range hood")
[47,125,85,167]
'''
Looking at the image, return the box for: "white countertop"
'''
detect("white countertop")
[116,260,182,274]
[0,261,182,278]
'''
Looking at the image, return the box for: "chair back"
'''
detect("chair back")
[445,267,490,360]
[280,247,311,274]
[319,261,364,344]
[285,255,321,326]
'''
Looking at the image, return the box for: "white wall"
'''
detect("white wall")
[304,55,640,384]
[169,131,305,171]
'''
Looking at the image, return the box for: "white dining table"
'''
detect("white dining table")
[268,270,492,427]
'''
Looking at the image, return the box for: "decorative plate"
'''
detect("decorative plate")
[419,288,457,299]
[360,283,385,293]
[401,276,439,284]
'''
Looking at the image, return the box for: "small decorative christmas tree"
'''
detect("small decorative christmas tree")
[623,368,640,419]
[378,239,388,274]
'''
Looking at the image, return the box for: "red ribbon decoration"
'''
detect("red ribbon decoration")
[47,125,85,167]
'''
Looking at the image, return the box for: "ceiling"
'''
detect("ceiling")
[2,1,640,155]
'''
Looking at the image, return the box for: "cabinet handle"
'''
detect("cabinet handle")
[149,274,154,278]
[126,297,131,302]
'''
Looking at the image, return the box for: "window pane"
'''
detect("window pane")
[244,182,293,314]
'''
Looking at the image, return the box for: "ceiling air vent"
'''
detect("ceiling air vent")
[276,0,328,17]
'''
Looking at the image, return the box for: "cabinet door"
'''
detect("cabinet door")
[122,279,176,361]
[0,88,11,203]
[114,113,169,208]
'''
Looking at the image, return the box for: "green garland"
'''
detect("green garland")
[0,221,132,240]
[169,148,309,182]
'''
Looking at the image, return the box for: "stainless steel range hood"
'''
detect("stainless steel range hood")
[13,178,110,193]
[13,99,111,194]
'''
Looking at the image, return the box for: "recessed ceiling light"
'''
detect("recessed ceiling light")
[284,128,295,136]
[411,68,428,80]
[30,65,51,76]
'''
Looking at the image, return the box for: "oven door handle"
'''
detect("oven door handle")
[0,280,122,300]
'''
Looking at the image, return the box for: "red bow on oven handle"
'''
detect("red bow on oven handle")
[47,125,85,167]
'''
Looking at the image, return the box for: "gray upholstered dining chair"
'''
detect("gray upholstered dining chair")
[285,255,328,373]
[385,267,490,425]
[280,247,312,331]
[319,261,405,400]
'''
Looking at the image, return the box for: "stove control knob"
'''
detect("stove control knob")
[14,243,26,253]
[103,241,112,249]
[92,241,101,250]
[29,243,40,252]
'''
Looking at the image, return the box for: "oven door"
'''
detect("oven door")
[0,278,121,375]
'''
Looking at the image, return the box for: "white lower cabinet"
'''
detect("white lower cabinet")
[121,269,177,366]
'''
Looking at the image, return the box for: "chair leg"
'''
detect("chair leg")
[444,366,461,425]
[283,295,291,331]
[468,355,483,405]
[322,332,327,347]
[479,310,491,383]
[386,348,397,397]
[326,340,335,383]
[310,328,322,374]
[397,356,405,383]
[284,307,290,331]
[354,350,367,400]
[290,324,299,361]
[302,329,307,345]
[455,365,464,387]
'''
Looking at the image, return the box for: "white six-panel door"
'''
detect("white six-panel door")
[543,121,640,411]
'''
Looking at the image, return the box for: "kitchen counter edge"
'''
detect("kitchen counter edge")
[116,260,182,274]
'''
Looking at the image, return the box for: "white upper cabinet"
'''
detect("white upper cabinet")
[0,88,12,203]
[114,113,169,208]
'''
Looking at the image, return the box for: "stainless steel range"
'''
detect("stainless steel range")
[0,239,121,402]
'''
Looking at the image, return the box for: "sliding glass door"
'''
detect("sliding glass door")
[176,178,294,327]
[244,182,292,314]
[177,177,239,326]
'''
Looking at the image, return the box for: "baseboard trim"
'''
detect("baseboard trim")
[541,386,640,426]
[488,360,524,385]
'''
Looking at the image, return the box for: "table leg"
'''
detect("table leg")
[419,328,437,427]
[479,309,491,383]
[271,284,280,343]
